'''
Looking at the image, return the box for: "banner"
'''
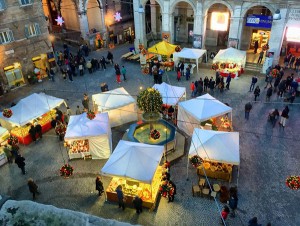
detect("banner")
[228,38,239,49]
[246,15,272,28]
[193,35,202,49]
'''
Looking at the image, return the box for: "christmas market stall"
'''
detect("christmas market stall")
[0,127,10,166]
[212,47,246,78]
[188,129,240,183]
[0,93,66,145]
[92,87,138,127]
[64,112,112,160]
[101,140,165,209]
[177,94,232,136]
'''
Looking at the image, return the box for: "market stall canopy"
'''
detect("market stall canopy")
[101,140,164,184]
[65,112,112,159]
[0,127,9,141]
[0,93,65,127]
[177,94,232,136]
[189,129,240,165]
[92,87,138,127]
[173,48,207,73]
[213,47,246,67]
[148,41,177,56]
[153,82,186,105]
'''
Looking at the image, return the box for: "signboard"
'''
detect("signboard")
[286,27,300,42]
[193,35,202,49]
[228,38,239,48]
[288,9,300,26]
[211,12,229,31]
[245,14,272,28]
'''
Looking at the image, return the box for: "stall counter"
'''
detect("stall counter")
[197,162,233,182]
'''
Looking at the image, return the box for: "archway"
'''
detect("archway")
[58,0,80,31]
[86,0,104,33]
[42,0,59,27]
[144,0,162,43]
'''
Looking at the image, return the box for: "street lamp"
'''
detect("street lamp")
[273,9,281,20]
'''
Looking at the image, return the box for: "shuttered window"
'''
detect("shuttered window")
[0,29,14,44]
[24,23,41,38]
[0,0,6,10]
[20,0,33,6]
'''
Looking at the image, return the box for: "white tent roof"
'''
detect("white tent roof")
[0,127,9,137]
[153,82,186,105]
[101,140,164,183]
[178,94,232,122]
[189,128,240,165]
[92,87,135,111]
[213,47,246,67]
[65,112,110,140]
[0,93,65,126]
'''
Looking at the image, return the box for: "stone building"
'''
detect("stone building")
[133,0,300,65]
[0,0,53,93]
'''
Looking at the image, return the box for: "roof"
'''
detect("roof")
[153,82,186,105]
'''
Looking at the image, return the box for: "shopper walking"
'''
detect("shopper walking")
[228,188,238,218]
[168,181,176,202]
[249,75,258,92]
[115,63,121,83]
[226,74,231,90]
[266,87,273,102]
[190,81,196,97]
[254,40,259,53]
[82,93,89,111]
[116,185,125,210]
[220,205,230,224]
[176,68,181,82]
[279,106,289,129]
[121,65,127,81]
[245,102,252,120]
[204,76,209,92]
[34,122,42,139]
[107,51,114,65]
[27,178,40,200]
[15,154,26,175]
[257,50,264,64]
[29,125,37,143]
[95,176,104,196]
[132,196,143,214]
[254,86,260,101]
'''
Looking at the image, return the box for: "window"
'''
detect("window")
[20,0,33,6]
[25,23,41,38]
[0,30,14,44]
[0,0,6,10]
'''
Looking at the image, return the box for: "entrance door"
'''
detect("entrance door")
[188,23,193,43]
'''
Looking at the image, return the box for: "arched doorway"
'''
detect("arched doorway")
[42,0,59,27]
[144,0,162,43]
[86,0,104,33]
[58,0,80,31]
[204,3,231,48]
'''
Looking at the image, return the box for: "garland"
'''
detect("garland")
[211,63,219,71]
[190,155,203,168]
[55,122,66,136]
[271,69,279,78]
[87,110,96,120]
[60,163,74,177]
[150,129,160,140]
[3,109,13,118]
[175,46,181,52]
[7,135,19,146]
[286,175,300,190]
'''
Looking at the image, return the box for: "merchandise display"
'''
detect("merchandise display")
[197,161,233,182]
[65,140,89,154]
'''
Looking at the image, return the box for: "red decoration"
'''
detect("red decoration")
[271,69,279,78]
[220,63,226,69]
[142,67,150,75]
[87,110,96,120]
[3,109,13,118]
[211,64,219,71]
[150,129,160,140]
[175,46,181,52]
[286,176,300,190]
[55,122,66,136]
[190,155,203,168]
[60,164,74,177]
[7,135,19,146]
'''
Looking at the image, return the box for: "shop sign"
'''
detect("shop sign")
[211,12,229,31]
[245,15,272,28]
[287,9,300,26]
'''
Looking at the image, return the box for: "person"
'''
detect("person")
[209,77,215,93]
[185,66,191,80]
[86,59,92,74]
[15,154,26,175]
[82,93,89,111]
[168,106,175,120]
[228,188,238,218]
[51,118,57,129]
[115,64,121,83]
[226,74,231,90]
[289,55,295,69]
[254,40,259,53]
[27,178,40,200]
[168,181,176,202]
[190,81,195,97]
[257,50,264,64]
[63,112,69,125]
[254,86,260,101]
[178,61,184,75]
[100,56,106,70]
[249,75,258,92]
[245,102,252,120]
[248,217,262,226]
[220,205,230,224]
[264,73,273,89]
[132,196,143,214]
[34,122,42,139]
[66,106,72,116]
[75,106,81,115]
[115,185,125,210]
[49,68,55,82]
[107,51,114,64]
[269,109,279,128]
[3,144,13,163]
[176,68,181,82]
[121,65,127,81]
[266,87,273,102]
[55,108,63,122]
[95,176,104,196]
[79,63,84,76]
[204,76,209,92]
[29,125,36,142]
[279,106,289,129]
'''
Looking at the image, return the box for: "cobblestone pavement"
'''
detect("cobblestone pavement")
[0,42,299,226]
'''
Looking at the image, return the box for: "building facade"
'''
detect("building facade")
[133,0,300,65]
[0,0,53,93]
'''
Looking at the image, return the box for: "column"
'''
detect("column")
[193,1,204,48]
[100,8,106,32]
[150,0,157,37]
[78,0,89,40]
[228,5,242,48]
[133,0,146,50]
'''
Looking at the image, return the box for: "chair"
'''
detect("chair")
[199,178,206,188]
[192,185,201,197]
[213,184,221,192]
[202,188,210,198]
[210,191,217,200]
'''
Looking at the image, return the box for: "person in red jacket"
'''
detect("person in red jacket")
[190,81,195,97]
[220,205,230,224]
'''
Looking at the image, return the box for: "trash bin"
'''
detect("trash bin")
[100,83,108,92]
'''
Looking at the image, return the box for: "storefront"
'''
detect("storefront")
[3,63,25,89]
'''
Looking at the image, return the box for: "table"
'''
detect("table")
[197,166,232,182]
[121,52,133,59]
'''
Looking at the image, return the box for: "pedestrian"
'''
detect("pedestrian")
[66,106,72,116]
[107,51,114,65]
[82,93,89,111]
[95,176,104,196]
[27,178,40,200]
[177,68,181,82]
[79,63,84,76]
[153,66,158,83]
[3,144,13,163]
[178,61,184,75]
[63,112,69,125]
[264,73,273,89]
[67,68,73,82]
[86,60,92,74]
[284,55,290,69]
[50,117,57,129]
[248,217,262,226]
[115,185,125,210]
[273,76,281,92]
[226,74,231,90]
[257,50,264,64]
[29,125,37,142]
[49,68,55,82]
[286,89,296,103]
[190,81,195,97]
[197,82,203,96]
[228,187,238,218]
[209,77,215,93]
[289,55,295,69]
[15,154,26,175]
[168,181,176,202]
[34,122,42,139]
[185,66,191,80]
[245,102,252,120]
[132,196,143,214]
[269,109,279,128]
[100,56,106,70]
[76,105,81,115]
[115,63,121,83]
[220,205,230,224]
[249,75,258,92]
[121,65,127,81]
[279,106,289,129]
[204,76,209,91]
[254,86,260,101]
[215,74,221,88]
[61,66,67,80]
[218,80,224,93]
[266,87,273,102]
[254,40,259,53]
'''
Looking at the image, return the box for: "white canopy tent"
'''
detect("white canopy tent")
[101,140,164,184]
[65,112,112,159]
[173,48,207,73]
[92,87,138,127]
[0,93,66,128]
[152,82,186,105]
[0,127,9,142]
[213,47,247,68]
[177,94,232,136]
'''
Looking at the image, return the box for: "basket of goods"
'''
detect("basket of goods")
[87,110,96,120]
[220,63,226,69]
[141,48,147,55]
[150,129,160,140]
[210,165,217,172]
[211,63,219,71]
[60,163,74,177]
[3,109,13,118]
[203,162,210,169]
[285,175,300,190]
[142,67,150,75]
[7,135,19,146]
[175,46,181,52]
[271,69,279,78]
[190,155,203,168]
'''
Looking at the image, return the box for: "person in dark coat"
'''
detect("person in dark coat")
[132,196,143,214]
[245,102,252,120]
[107,51,114,64]
[168,181,176,202]
[279,106,289,128]
[55,108,63,122]
[27,178,40,200]
[269,109,279,128]
[29,125,36,142]
[116,185,125,210]
[209,77,215,93]
[248,217,262,226]
[266,87,273,102]
[226,74,232,90]
[228,189,238,217]
[15,154,26,175]
[51,118,57,128]
[254,40,259,53]
[204,76,209,92]
[95,176,104,196]
[34,122,42,139]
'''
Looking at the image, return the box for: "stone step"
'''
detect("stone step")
[245,62,263,72]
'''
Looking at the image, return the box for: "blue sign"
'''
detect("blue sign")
[245,14,273,28]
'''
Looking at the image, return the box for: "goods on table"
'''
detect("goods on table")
[200,160,232,173]
[66,140,89,154]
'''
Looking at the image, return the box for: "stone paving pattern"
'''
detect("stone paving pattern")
[0,43,299,226]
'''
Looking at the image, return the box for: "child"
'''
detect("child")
[220,205,230,224]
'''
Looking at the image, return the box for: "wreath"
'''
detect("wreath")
[219,63,226,69]
[175,46,181,52]
[150,129,160,140]
[159,181,171,197]
[87,110,96,120]
[60,163,74,177]
[55,122,67,136]
[286,175,300,190]
[141,48,147,55]
[211,63,219,71]
[142,67,150,75]
[271,69,279,78]
[7,135,19,146]
[3,109,13,118]
[190,155,203,168]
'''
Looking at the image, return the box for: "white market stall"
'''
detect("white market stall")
[177,94,232,136]
[0,93,66,145]
[0,127,10,166]
[173,48,208,74]
[153,82,186,106]
[188,129,240,183]
[64,112,112,160]
[101,140,164,209]
[92,87,138,127]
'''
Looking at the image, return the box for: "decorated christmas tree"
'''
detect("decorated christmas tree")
[137,88,163,113]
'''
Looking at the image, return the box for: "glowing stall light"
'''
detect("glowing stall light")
[286,27,300,42]
[211,12,229,31]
